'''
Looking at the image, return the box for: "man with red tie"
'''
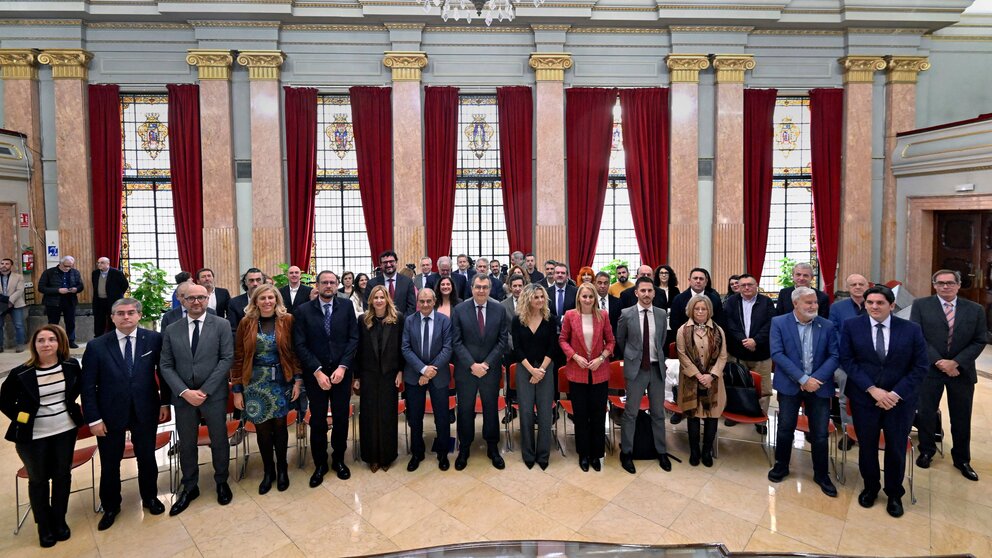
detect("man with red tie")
[365,250,416,315]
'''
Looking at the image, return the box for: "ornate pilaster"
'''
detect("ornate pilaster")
[186,49,234,80]
[885,55,931,84]
[383,51,428,82]
[0,49,40,80]
[667,54,708,274]
[839,55,886,84]
[236,50,285,81]
[37,48,93,79]
[712,54,755,84]
[528,52,572,82]
[531,52,571,265]
[665,54,710,83]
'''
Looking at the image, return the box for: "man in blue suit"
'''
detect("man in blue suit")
[401,288,453,472]
[840,286,928,518]
[768,287,839,497]
[81,298,170,530]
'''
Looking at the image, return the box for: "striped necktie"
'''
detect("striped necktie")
[944,301,955,351]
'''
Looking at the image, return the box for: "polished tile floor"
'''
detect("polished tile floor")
[0,346,989,557]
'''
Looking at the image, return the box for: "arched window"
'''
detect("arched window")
[592,98,641,271]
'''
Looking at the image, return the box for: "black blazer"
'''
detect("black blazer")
[366,273,417,315]
[211,287,232,319]
[355,314,405,381]
[227,293,250,334]
[776,286,830,318]
[279,284,313,313]
[0,358,84,443]
[426,273,467,301]
[910,295,988,384]
[293,296,360,376]
[619,286,668,311]
[545,283,578,320]
[38,266,84,307]
[80,328,169,431]
[840,315,928,408]
[670,289,725,332]
[160,306,216,332]
[723,293,776,361]
[91,267,129,300]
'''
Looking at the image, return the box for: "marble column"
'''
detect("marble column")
[38,49,94,302]
[838,56,885,283]
[187,49,239,294]
[880,56,929,281]
[383,51,427,266]
[529,52,572,266]
[711,55,754,283]
[666,54,709,277]
[236,51,286,277]
[0,49,45,288]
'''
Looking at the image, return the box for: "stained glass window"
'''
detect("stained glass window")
[759,97,818,293]
[314,94,371,276]
[451,94,509,264]
[120,93,181,281]
[592,98,640,272]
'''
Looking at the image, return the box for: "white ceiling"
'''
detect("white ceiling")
[966,0,992,13]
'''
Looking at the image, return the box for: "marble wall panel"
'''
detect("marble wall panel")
[669,82,700,277]
[3,79,46,286]
[248,79,286,268]
[712,82,744,282]
[392,80,423,265]
[880,82,916,280]
[200,79,239,293]
[839,81,875,282]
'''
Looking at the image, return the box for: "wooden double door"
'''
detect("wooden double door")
[934,211,992,329]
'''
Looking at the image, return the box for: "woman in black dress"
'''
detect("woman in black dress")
[510,283,558,470]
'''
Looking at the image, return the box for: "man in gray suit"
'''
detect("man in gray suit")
[413,257,433,292]
[616,277,671,474]
[159,284,235,515]
[910,269,987,481]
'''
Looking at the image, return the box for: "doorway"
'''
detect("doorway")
[933,211,992,328]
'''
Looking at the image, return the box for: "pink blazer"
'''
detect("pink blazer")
[558,309,616,384]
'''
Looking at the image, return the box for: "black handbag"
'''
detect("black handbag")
[722,361,763,417]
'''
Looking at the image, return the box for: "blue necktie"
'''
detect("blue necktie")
[875,323,886,361]
[557,288,564,314]
[422,316,431,360]
[323,303,333,336]
[124,335,133,376]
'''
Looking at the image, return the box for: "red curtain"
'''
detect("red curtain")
[810,88,844,299]
[350,86,393,265]
[285,87,318,269]
[89,84,123,268]
[566,87,618,273]
[423,86,459,263]
[497,86,534,254]
[166,84,204,272]
[619,88,670,268]
[743,88,778,282]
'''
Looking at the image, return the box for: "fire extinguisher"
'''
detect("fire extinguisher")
[21,249,33,273]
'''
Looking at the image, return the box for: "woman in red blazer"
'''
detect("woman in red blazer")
[559,283,616,472]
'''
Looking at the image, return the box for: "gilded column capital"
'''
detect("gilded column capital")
[187,49,234,80]
[382,51,428,82]
[666,54,710,84]
[38,49,93,80]
[528,52,572,82]
[236,50,285,81]
[0,49,41,80]
[839,55,886,84]
[711,54,755,84]
[885,56,930,84]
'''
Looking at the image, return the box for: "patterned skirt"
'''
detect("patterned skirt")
[243,365,293,424]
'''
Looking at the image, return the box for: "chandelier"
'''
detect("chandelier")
[416,0,546,26]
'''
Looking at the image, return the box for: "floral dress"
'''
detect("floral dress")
[243,324,293,423]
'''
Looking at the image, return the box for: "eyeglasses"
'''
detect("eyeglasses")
[934,281,959,287]
[381,259,397,265]
[186,295,208,302]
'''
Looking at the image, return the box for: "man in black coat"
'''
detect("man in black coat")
[724,274,776,425]
[776,262,830,318]
[594,271,622,337]
[160,282,217,331]
[196,267,231,319]
[226,268,264,334]
[365,250,417,315]
[279,265,313,312]
[545,263,577,322]
[670,267,724,332]
[426,256,467,299]
[91,257,130,338]
[38,256,84,348]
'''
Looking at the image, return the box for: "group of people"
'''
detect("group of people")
[0,250,985,548]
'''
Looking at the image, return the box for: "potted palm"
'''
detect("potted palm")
[128,261,171,329]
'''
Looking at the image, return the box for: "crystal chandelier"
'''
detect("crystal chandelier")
[416,0,546,26]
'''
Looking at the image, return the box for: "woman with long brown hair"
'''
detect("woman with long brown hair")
[676,294,728,467]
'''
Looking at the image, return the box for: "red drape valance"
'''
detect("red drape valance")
[89,84,123,268]
[350,86,394,265]
[497,86,534,255]
[166,83,204,272]
[810,88,844,300]
[743,88,778,282]
[424,86,460,264]
[285,86,318,270]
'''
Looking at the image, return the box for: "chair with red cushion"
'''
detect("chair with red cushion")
[718,370,771,465]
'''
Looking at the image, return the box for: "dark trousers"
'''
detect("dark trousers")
[93,296,113,337]
[851,399,915,498]
[46,298,77,341]
[516,364,555,464]
[405,380,451,457]
[774,391,830,479]
[254,418,289,473]
[16,428,77,533]
[174,397,229,490]
[569,380,608,460]
[304,371,352,467]
[917,373,974,463]
[96,416,159,511]
[455,367,501,452]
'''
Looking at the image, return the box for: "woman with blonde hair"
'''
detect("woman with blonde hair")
[676,294,728,467]
[231,284,302,494]
[510,283,558,469]
[355,284,405,472]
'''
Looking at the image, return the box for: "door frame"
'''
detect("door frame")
[907,194,992,297]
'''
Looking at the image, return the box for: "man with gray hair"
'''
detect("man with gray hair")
[428,255,467,299]
[776,262,830,318]
[91,256,130,338]
[38,255,85,348]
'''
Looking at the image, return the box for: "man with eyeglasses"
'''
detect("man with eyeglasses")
[910,269,986,481]
[366,250,417,314]
[723,274,776,431]
[160,282,217,331]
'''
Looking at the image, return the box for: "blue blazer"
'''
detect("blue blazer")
[770,314,838,398]
[293,296,359,376]
[828,298,864,341]
[80,328,169,430]
[401,311,453,388]
[839,315,928,408]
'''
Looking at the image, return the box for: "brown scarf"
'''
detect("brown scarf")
[679,321,723,415]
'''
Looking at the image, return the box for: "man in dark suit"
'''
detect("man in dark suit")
[546,263,577,321]
[620,265,667,310]
[413,257,433,292]
[227,268,264,333]
[910,269,987,481]
[38,255,84,348]
[768,287,839,497]
[455,254,476,293]
[196,267,231,319]
[829,273,870,451]
[427,256,467,299]
[366,250,417,315]
[159,284,235,515]
[594,271,622,337]
[524,252,544,284]
[490,258,506,284]
[776,262,830,318]
[670,267,724,331]
[293,271,359,486]
[160,282,217,331]
[724,274,776,427]
[840,286,927,518]
[279,265,313,312]
[91,257,129,337]
[401,288,453,472]
[81,297,170,529]
[451,274,510,470]
[475,258,505,301]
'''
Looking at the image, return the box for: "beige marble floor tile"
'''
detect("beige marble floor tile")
[389,509,480,550]
[930,489,992,538]
[261,542,305,558]
[189,509,292,558]
[324,465,405,513]
[96,518,198,558]
[532,481,610,531]
[759,499,844,553]
[612,477,691,528]
[837,496,931,555]
[931,518,992,557]
[170,548,205,558]
[559,461,637,501]
[479,463,561,505]
[765,472,856,521]
[696,476,769,524]
[268,488,353,539]
[638,462,712,499]
[404,467,487,508]
[482,505,571,541]
[358,485,438,538]
[576,502,669,545]
[669,500,757,552]
[438,480,527,533]
[745,526,826,554]
[654,527,698,546]
[293,512,397,557]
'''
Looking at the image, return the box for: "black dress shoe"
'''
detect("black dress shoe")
[701,451,714,468]
[216,482,233,505]
[259,473,274,495]
[619,452,636,475]
[169,487,200,516]
[489,451,505,470]
[438,454,450,471]
[916,452,934,469]
[858,488,878,509]
[54,522,71,541]
[815,476,838,497]
[590,458,601,472]
[887,496,904,518]
[69,342,79,349]
[578,456,590,472]
[143,498,166,515]
[309,464,329,487]
[449,411,456,424]
[767,464,790,483]
[97,509,119,531]
[502,407,517,425]
[277,470,290,491]
[755,424,768,435]
[955,462,980,481]
[454,452,469,471]
[838,435,857,451]
[724,418,738,427]
[538,461,549,471]
[38,528,56,548]
[407,455,423,472]
[525,460,535,469]
[659,455,672,472]
[670,413,684,425]
[331,461,351,480]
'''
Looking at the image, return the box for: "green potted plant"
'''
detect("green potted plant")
[777,256,798,288]
[128,261,171,328]
[270,263,315,288]
[599,258,630,284]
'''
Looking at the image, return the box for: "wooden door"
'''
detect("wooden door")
[933,211,992,328]
[0,203,17,264]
